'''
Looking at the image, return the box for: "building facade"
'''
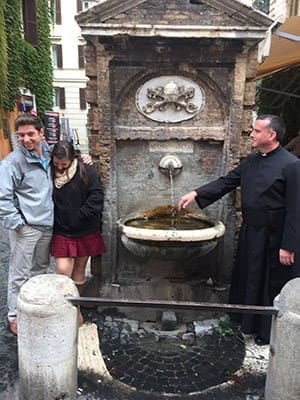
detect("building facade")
[51,0,97,152]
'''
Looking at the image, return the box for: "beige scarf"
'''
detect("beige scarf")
[54,159,78,189]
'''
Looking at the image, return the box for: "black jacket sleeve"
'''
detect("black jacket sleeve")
[195,163,242,209]
[78,165,104,221]
[281,160,300,252]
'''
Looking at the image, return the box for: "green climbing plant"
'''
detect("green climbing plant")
[2,0,54,116]
[0,0,8,110]
[3,0,23,112]
[22,0,54,115]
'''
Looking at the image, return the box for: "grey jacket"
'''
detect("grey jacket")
[0,142,53,230]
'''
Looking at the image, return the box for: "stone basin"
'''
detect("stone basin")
[117,206,225,260]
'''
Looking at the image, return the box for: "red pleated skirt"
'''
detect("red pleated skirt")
[51,231,106,257]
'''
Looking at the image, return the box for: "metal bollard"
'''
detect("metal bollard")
[265,278,300,400]
[17,274,79,400]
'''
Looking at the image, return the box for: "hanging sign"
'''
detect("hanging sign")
[43,111,60,144]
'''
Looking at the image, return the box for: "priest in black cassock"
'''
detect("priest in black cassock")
[178,114,300,345]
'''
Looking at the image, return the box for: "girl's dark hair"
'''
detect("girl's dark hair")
[51,140,88,186]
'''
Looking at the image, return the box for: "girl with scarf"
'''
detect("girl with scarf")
[50,141,106,302]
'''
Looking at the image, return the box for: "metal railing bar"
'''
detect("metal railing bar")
[66,296,278,315]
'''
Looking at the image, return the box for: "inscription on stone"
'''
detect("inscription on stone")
[149,141,194,153]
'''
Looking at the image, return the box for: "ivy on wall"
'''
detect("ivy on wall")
[0,0,8,111]
[3,0,23,112]
[22,0,54,115]
[2,0,54,116]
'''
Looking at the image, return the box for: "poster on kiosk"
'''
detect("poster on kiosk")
[43,111,60,144]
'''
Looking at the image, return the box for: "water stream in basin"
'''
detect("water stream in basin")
[169,169,176,227]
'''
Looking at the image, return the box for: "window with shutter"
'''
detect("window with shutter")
[53,88,59,107]
[59,88,66,109]
[77,1,97,12]
[78,46,85,69]
[22,0,38,46]
[52,44,63,68]
[55,0,62,25]
[79,88,87,110]
[57,45,63,68]
[53,87,66,109]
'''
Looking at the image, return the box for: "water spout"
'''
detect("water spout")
[159,154,182,217]
[159,154,182,177]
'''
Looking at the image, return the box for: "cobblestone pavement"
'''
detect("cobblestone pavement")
[98,316,245,393]
[77,310,269,400]
[0,225,269,399]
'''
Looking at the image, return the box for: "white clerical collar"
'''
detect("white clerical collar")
[259,144,280,157]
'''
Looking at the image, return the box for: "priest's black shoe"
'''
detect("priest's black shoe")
[255,336,269,346]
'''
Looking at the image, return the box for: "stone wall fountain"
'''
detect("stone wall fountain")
[117,152,225,260]
[76,0,274,322]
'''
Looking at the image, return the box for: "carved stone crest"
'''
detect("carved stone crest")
[136,76,204,123]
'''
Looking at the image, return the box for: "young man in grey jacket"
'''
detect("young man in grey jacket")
[0,113,54,335]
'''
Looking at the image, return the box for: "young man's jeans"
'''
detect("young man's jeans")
[7,225,52,321]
